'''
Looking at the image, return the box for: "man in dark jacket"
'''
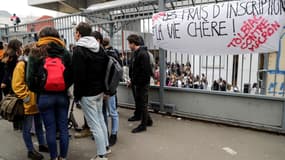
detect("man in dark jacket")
[127,34,153,133]
[72,22,110,160]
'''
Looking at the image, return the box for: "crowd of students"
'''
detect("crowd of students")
[0,22,154,160]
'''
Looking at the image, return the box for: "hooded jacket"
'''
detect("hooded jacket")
[73,36,108,100]
[12,56,38,115]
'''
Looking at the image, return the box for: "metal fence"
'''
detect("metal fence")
[0,0,284,98]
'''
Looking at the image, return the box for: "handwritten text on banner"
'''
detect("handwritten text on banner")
[152,0,285,55]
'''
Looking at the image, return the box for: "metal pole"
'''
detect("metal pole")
[206,56,208,79]
[249,54,253,84]
[241,55,244,93]
[5,24,9,42]
[199,56,201,76]
[226,55,229,90]
[212,56,215,83]
[282,101,285,130]
[159,0,166,112]
[283,75,285,97]
[109,23,114,46]
[193,55,195,77]
[261,54,269,95]
[219,56,222,79]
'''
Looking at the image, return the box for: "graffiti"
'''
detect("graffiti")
[227,16,281,52]
[268,82,285,95]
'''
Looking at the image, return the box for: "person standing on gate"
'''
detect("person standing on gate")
[73,22,110,160]
[127,34,153,133]
[12,43,49,160]
[10,13,21,32]
[28,27,72,160]
[102,37,121,146]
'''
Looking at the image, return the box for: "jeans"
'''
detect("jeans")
[102,99,109,134]
[22,114,45,152]
[38,93,69,159]
[108,95,119,135]
[80,93,109,156]
[135,85,152,127]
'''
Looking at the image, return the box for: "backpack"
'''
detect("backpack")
[26,55,66,92]
[43,57,66,91]
[16,17,21,24]
[104,53,123,96]
[105,47,123,66]
[26,56,44,93]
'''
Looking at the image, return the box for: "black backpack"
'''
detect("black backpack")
[104,48,123,96]
[16,17,21,24]
[25,56,46,93]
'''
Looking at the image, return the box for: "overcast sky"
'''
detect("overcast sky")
[0,0,61,17]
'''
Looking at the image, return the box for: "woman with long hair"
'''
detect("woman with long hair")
[12,43,49,160]
[1,39,22,95]
[28,27,72,160]
[1,39,23,130]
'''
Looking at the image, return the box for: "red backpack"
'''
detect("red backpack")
[43,57,66,91]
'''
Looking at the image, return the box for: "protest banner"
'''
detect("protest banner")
[152,0,285,55]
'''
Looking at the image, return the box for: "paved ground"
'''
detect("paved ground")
[0,107,285,160]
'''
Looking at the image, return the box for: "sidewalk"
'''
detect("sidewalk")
[0,108,285,160]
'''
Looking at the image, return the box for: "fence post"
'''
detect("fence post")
[4,24,9,42]
[109,23,114,46]
[282,101,285,130]
[159,0,166,112]
[261,54,269,95]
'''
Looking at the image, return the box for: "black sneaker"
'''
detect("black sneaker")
[128,116,141,122]
[109,134,117,146]
[147,119,153,127]
[28,150,44,160]
[132,125,147,133]
[39,144,49,153]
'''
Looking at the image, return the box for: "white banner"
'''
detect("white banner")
[152,0,285,55]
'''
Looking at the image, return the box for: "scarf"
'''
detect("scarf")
[37,36,65,47]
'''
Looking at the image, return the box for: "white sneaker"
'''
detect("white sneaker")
[90,156,108,160]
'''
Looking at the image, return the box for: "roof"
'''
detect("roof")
[35,15,53,21]
[87,0,156,12]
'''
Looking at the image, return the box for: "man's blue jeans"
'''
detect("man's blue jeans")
[80,93,109,156]
[22,114,45,152]
[38,93,69,159]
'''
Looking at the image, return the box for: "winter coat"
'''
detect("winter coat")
[2,54,17,95]
[73,36,108,100]
[129,46,151,86]
[12,57,38,115]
